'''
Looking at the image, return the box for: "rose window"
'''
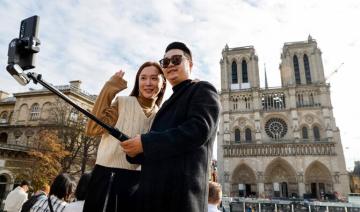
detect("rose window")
[265,118,287,139]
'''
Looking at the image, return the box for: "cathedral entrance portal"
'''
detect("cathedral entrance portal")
[231,164,257,197]
[305,161,333,199]
[264,158,298,198]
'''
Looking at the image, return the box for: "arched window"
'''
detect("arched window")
[304,54,312,84]
[313,126,320,141]
[0,112,8,123]
[302,127,308,139]
[242,60,248,83]
[0,132,8,143]
[30,103,40,121]
[293,55,301,85]
[232,61,238,84]
[235,129,241,143]
[245,128,252,142]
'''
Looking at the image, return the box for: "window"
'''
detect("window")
[0,133,7,143]
[235,129,241,143]
[293,55,301,85]
[302,127,308,139]
[242,60,248,83]
[69,109,79,122]
[30,103,40,120]
[313,126,320,141]
[265,118,288,139]
[0,112,8,123]
[232,61,238,84]
[245,128,252,142]
[304,54,312,84]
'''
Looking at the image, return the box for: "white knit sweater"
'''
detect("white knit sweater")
[95,96,158,170]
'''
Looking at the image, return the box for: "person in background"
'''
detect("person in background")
[208,181,222,212]
[4,180,31,212]
[21,183,50,212]
[63,172,92,212]
[83,61,166,212]
[30,173,74,212]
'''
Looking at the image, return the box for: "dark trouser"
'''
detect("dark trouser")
[83,165,140,212]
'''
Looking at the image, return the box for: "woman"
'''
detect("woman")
[31,173,74,212]
[83,61,166,212]
[63,172,92,212]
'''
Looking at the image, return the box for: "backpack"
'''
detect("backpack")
[21,193,46,212]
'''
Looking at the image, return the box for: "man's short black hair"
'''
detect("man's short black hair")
[20,180,30,187]
[165,41,192,60]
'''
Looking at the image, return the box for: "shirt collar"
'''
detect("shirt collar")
[172,79,192,93]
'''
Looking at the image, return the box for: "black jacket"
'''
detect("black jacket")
[130,79,221,212]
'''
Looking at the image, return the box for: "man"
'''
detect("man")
[121,41,220,212]
[208,181,222,212]
[21,183,49,212]
[4,180,30,212]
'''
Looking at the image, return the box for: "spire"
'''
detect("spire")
[308,34,313,42]
[264,63,268,89]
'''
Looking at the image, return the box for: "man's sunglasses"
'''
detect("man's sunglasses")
[159,55,185,68]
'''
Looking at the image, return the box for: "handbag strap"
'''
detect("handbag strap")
[48,196,54,212]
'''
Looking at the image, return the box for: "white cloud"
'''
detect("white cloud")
[1,0,359,169]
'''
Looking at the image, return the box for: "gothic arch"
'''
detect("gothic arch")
[264,157,297,183]
[231,163,257,184]
[304,161,333,198]
[305,161,332,183]
[264,158,298,197]
[230,163,257,197]
[293,55,301,85]
[241,59,249,83]
[231,60,238,84]
[303,54,312,84]
[311,123,322,141]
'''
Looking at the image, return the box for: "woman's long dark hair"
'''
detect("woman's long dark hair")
[129,61,166,106]
[49,173,74,202]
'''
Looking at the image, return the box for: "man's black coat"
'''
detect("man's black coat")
[130,79,220,212]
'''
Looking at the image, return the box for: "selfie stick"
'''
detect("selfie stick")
[33,72,130,140]
[6,16,129,142]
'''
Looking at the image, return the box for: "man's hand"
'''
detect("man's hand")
[120,135,143,157]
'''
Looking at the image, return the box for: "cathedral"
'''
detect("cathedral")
[217,36,350,199]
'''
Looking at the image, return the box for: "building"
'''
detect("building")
[0,80,96,205]
[217,36,350,199]
[350,161,360,193]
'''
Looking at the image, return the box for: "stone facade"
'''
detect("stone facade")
[0,80,95,205]
[217,36,350,199]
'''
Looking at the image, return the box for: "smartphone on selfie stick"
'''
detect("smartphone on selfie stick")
[6,15,129,142]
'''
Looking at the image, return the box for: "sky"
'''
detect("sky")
[0,0,359,170]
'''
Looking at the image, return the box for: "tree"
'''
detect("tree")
[19,130,69,191]
[48,98,99,176]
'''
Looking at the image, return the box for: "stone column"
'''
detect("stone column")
[257,171,265,197]
[298,172,306,197]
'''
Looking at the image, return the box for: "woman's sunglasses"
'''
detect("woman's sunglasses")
[159,55,185,68]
